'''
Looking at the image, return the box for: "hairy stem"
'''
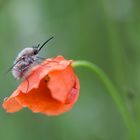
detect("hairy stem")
[72,61,137,140]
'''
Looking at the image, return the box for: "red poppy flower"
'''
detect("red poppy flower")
[3,55,80,116]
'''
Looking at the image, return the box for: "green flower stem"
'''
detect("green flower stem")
[72,61,137,140]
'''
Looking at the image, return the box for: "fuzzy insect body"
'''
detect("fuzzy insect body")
[12,37,53,80]
[12,48,37,79]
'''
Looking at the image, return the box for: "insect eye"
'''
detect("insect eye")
[33,49,38,55]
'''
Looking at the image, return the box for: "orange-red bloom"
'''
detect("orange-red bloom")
[3,55,80,116]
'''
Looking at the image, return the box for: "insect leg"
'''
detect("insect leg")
[6,58,24,74]
[36,56,58,63]
[25,77,29,93]
[36,56,46,60]
[17,66,30,93]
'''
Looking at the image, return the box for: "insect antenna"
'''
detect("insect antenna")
[33,43,40,49]
[38,36,54,52]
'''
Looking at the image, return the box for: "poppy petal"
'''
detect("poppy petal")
[47,65,76,103]
[3,90,22,112]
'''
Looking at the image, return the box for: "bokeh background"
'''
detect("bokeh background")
[0,0,140,140]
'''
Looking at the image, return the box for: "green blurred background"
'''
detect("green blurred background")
[0,0,140,140]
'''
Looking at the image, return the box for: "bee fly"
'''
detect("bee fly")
[9,36,54,92]
[11,36,54,80]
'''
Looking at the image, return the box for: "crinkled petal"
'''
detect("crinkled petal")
[3,90,23,112]
[16,77,79,116]
[47,65,76,103]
